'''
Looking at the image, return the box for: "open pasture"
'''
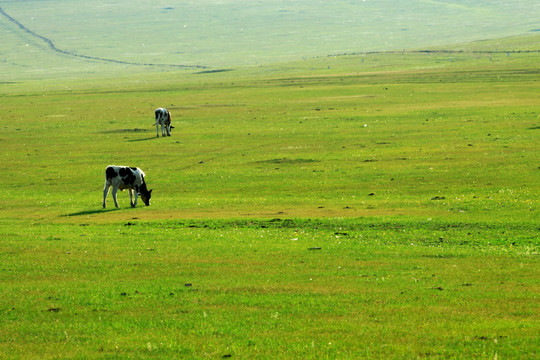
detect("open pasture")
[1,0,539,80]
[1,36,539,358]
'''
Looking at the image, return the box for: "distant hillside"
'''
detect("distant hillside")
[1,0,539,80]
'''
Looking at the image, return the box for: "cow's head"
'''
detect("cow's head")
[140,188,152,206]
[139,180,152,206]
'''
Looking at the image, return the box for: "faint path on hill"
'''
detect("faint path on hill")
[0,7,207,70]
[2,6,538,72]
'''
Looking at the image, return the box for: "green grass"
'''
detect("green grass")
[2,43,539,222]
[1,34,539,358]
[1,219,538,359]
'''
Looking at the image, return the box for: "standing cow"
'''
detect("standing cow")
[154,107,173,137]
[103,165,152,208]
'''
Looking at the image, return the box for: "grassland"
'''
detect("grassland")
[1,33,539,358]
[2,0,540,80]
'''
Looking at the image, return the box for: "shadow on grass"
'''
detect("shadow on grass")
[62,208,118,217]
[127,137,157,142]
[97,128,156,142]
[99,128,150,134]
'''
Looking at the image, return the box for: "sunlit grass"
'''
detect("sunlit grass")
[1,218,538,358]
[0,35,539,358]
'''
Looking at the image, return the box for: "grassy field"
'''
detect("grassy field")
[1,34,539,358]
[1,0,539,80]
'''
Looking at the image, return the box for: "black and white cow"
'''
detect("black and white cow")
[154,107,173,137]
[102,165,152,208]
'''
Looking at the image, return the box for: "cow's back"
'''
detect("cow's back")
[105,165,144,189]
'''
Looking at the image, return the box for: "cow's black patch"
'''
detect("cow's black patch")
[105,166,118,180]
[119,167,136,185]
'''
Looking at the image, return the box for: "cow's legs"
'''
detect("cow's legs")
[129,189,138,207]
[111,186,120,208]
[133,191,139,207]
[161,124,166,137]
[155,112,160,137]
[166,124,171,136]
[103,182,111,208]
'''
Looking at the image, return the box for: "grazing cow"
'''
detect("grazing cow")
[102,165,152,208]
[154,107,173,137]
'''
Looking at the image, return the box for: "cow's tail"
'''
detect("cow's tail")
[153,109,159,126]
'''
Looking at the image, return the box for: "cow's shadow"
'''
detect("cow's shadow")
[63,208,118,217]
[99,128,149,134]
[97,128,156,142]
[127,137,156,142]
